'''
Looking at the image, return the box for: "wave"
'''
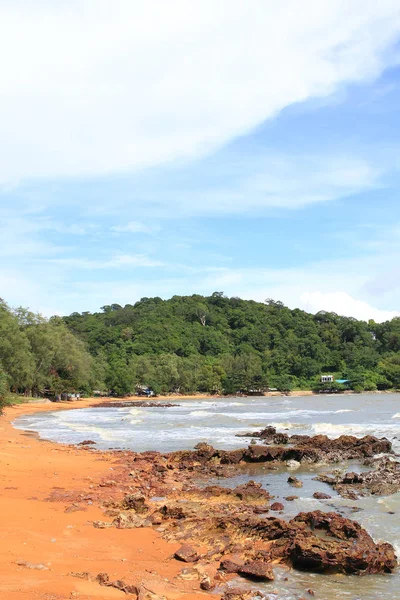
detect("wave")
[334,409,355,414]
[392,413,400,419]
[189,410,213,417]
[270,422,310,431]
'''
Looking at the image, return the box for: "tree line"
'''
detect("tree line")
[1,293,400,405]
[0,299,100,407]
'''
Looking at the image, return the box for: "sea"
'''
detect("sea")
[14,393,400,600]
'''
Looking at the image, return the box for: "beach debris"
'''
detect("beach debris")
[16,559,49,570]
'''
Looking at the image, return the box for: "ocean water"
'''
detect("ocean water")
[14,393,400,599]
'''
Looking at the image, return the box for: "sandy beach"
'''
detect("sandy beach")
[0,398,212,600]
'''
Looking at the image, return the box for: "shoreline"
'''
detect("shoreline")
[0,398,213,600]
[2,394,398,599]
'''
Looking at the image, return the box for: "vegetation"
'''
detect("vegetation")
[0,299,98,402]
[62,293,400,395]
[1,293,400,400]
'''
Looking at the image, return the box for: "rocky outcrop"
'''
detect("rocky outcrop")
[315,458,400,499]
[220,559,274,581]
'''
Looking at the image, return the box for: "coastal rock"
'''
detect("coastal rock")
[174,544,201,562]
[312,492,332,500]
[290,511,397,574]
[315,459,400,498]
[121,492,149,513]
[222,587,264,600]
[288,476,303,488]
[237,561,275,581]
[270,502,284,511]
[200,575,215,590]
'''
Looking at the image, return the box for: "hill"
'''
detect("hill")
[62,293,400,395]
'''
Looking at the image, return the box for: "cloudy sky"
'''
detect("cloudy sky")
[1,1,400,321]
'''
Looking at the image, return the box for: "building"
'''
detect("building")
[320,375,334,383]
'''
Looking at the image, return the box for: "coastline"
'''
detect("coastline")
[0,398,213,600]
[2,392,398,599]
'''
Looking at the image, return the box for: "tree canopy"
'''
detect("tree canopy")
[1,293,400,399]
[62,293,400,395]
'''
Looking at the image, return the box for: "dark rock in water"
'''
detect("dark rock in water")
[285,495,299,501]
[222,587,264,600]
[174,544,200,562]
[270,502,284,511]
[342,472,363,484]
[233,481,271,502]
[290,434,311,443]
[315,459,400,499]
[290,511,397,574]
[220,559,274,581]
[237,561,275,581]
[78,439,96,445]
[259,426,277,439]
[288,476,303,488]
[272,433,289,445]
[312,492,332,500]
[220,559,244,573]
[92,401,179,408]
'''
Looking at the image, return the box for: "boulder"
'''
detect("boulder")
[174,544,200,563]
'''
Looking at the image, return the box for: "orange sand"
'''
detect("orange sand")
[0,398,213,600]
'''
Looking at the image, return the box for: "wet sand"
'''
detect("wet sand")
[0,398,212,600]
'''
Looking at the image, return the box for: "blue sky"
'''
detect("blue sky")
[1,1,400,321]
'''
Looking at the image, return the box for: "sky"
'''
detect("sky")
[1,1,400,322]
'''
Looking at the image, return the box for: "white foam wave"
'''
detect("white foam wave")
[189,410,213,417]
[394,543,400,560]
[334,409,355,414]
[270,422,309,431]
[392,413,400,419]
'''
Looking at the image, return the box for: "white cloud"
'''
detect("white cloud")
[111,221,153,234]
[45,254,163,269]
[0,1,399,182]
[300,291,399,322]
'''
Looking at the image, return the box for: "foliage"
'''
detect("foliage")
[2,293,400,398]
[62,294,400,395]
[0,299,97,398]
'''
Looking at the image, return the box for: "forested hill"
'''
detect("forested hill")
[62,293,400,395]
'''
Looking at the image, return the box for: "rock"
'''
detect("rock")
[177,567,200,581]
[112,512,149,528]
[220,559,244,573]
[138,587,166,600]
[77,440,96,445]
[237,561,275,581]
[312,492,332,500]
[200,576,214,590]
[174,544,200,562]
[290,511,397,574]
[288,476,303,488]
[259,426,277,439]
[273,433,289,445]
[270,502,284,511]
[286,459,301,470]
[222,587,264,600]
[121,492,149,513]
[233,481,271,502]
[315,459,400,499]
[285,495,299,501]
[96,573,138,595]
